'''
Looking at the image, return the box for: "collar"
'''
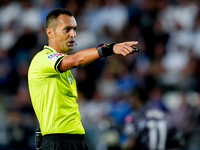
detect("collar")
[44,45,57,53]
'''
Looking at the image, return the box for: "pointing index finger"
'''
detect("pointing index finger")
[126,41,138,46]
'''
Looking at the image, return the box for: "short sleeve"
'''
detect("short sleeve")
[38,51,66,76]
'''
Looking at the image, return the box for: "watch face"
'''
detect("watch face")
[97,43,106,48]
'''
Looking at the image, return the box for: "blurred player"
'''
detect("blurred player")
[122,86,183,150]
[28,8,139,150]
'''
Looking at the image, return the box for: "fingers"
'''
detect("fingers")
[121,42,138,56]
[122,43,134,56]
[113,41,139,56]
[126,41,138,46]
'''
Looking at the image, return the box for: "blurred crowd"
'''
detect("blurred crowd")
[0,0,200,149]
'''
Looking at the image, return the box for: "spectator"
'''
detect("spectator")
[122,86,183,150]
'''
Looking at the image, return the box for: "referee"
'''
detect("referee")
[28,8,138,150]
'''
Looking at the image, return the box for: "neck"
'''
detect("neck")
[48,42,68,54]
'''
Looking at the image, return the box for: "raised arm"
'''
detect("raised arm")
[59,41,138,72]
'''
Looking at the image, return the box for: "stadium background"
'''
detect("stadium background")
[0,0,200,149]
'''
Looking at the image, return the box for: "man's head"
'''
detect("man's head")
[129,86,148,109]
[45,8,77,54]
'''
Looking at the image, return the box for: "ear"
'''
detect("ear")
[46,28,54,39]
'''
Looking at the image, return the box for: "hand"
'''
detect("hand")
[113,41,138,56]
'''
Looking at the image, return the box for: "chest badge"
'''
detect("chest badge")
[68,75,73,84]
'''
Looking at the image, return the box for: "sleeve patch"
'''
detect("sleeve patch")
[48,53,64,61]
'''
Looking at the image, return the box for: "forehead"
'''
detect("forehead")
[56,14,77,28]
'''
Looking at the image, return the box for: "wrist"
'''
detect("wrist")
[96,43,116,58]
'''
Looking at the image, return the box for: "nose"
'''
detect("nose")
[69,29,76,38]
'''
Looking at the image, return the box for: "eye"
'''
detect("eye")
[74,27,77,31]
[65,28,70,32]
[64,27,77,32]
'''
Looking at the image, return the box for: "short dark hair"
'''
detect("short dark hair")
[131,85,148,104]
[45,8,74,29]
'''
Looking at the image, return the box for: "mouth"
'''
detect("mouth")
[68,40,75,46]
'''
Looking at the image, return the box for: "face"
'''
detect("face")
[130,96,141,109]
[48,14,77,54]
